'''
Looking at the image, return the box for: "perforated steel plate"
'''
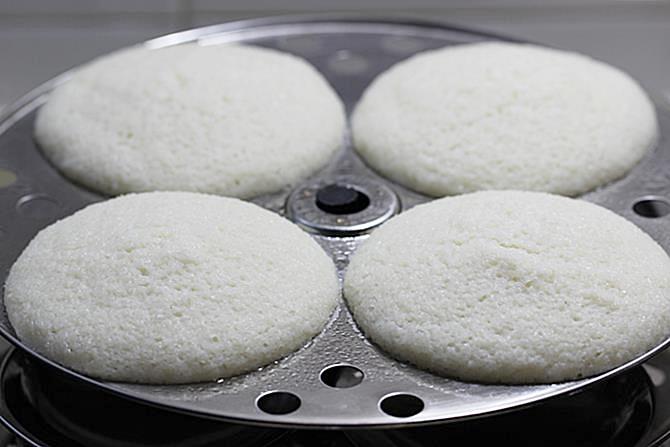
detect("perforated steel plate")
[1,16,670,428]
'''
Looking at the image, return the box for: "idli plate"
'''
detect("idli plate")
[0,16,669,428]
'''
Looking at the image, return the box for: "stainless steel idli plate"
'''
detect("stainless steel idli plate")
[1,16,670,428]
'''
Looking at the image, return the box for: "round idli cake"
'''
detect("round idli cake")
[352,42,658,197]
[4,192,339,384]
[344,191,670,384]
[35,43,345,198]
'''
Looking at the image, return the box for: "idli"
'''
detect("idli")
[352,42,657,197]
[35,43,346,198]
[4,192,339,384]
[344,191,670,383]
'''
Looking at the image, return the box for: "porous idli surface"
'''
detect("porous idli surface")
[35,43,345,198]
[352,42,658,197]
[344,191,670,384]
[4,192,339,384]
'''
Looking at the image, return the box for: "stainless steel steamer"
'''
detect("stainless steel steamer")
[0,16,669,430]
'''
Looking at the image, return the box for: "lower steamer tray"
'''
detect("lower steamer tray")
[1,16,670,429]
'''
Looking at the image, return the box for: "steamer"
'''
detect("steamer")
[0,16,669,431]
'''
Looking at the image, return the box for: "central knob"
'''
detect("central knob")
[286,175,399,235]
[316,184,370,215]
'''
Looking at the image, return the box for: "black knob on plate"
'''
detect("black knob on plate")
[316,184,370,215]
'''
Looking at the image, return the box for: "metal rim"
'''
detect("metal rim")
[0,348,46,447]
[0,347,669,445]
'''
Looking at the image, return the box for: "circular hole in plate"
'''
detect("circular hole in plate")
[256,391,301,415]
[379,393,425,418]
[633,197,670,218]
[320,364,364,388]
[316,184,370,215]
[0,168,17,188]
[16,194,60,219]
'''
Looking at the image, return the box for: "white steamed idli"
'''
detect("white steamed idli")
[344,191,670,383]
[35,43,346,198]
[4,192,339,384]
[352,42,658,197]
